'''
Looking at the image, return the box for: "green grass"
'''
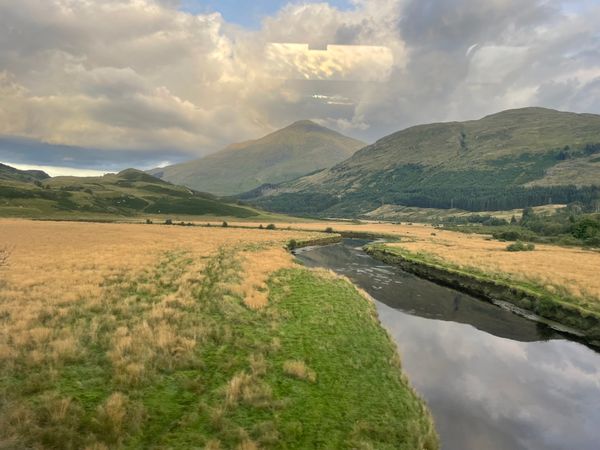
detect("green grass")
[131,265,438,449]
[263,269,438,449]
[0,250,438,449]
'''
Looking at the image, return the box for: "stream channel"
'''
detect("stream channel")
[294,239,600,450]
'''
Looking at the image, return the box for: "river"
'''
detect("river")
[295,239,600,450]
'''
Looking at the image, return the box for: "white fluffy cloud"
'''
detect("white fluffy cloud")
[0,0,599,161]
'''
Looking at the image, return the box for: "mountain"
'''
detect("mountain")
[0,166,260,219]
[149,120,365,196]
[244,108,600,217]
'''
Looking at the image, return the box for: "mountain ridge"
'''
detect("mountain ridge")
[245,107,600,217]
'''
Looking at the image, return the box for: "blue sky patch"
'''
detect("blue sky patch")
[179,0,354,28]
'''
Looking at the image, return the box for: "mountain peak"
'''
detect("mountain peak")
[284,120,327,132]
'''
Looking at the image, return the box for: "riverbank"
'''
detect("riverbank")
[0,219,437,449]
[365,243,600,345]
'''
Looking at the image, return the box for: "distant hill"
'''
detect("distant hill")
[245,108,600,217]
[0,165,260,219]
[0,163,49,183]
[149,120,365,196]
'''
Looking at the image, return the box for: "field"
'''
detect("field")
[384,226,600,305]
[0,219,437,449]
[362,204,565,222]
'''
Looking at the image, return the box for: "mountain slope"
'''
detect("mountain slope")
[0,166,260,219]
[149,120,365,196]
[246,108,600,216]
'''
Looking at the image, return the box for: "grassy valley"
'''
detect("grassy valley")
[149,121,365,196]
[246,108,600,217]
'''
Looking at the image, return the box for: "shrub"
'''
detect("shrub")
[493,230,522,241]
[571,217,600,240]
[165,219,172,225]
[324,227,334,233]
[266,224,276,230]
[506,241,535,252]
[259,224,264,229]
[287,239,297,250]
[145,219,153,224]
[222,221,228,227]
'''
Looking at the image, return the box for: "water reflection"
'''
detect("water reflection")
[295,240,557,342]
[295,240,600,450]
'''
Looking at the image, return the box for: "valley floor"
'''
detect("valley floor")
[0,219,437,449]
[211,220,600,341]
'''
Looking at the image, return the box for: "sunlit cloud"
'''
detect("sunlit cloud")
[266,43,394,82]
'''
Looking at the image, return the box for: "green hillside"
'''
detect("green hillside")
[0,166,261,219]
[246,108,600,217]
[0,162,50,183]
[149,120,365,196]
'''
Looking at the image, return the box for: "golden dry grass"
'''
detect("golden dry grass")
[0,218,326,447]
[233,247,296,309]
[0,218,323,369]
[282,360,317,383]
[387,227,600,304]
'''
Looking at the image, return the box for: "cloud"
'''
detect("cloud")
[0,0,599,166]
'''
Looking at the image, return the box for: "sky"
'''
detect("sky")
[0,0,599,175]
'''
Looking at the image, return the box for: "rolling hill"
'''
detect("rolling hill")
[0,165,261,219]
[244,108,600,217]
[0,162,50,183]
[149,120,365,196]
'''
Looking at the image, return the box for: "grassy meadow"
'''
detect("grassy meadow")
[0,219,437,449]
